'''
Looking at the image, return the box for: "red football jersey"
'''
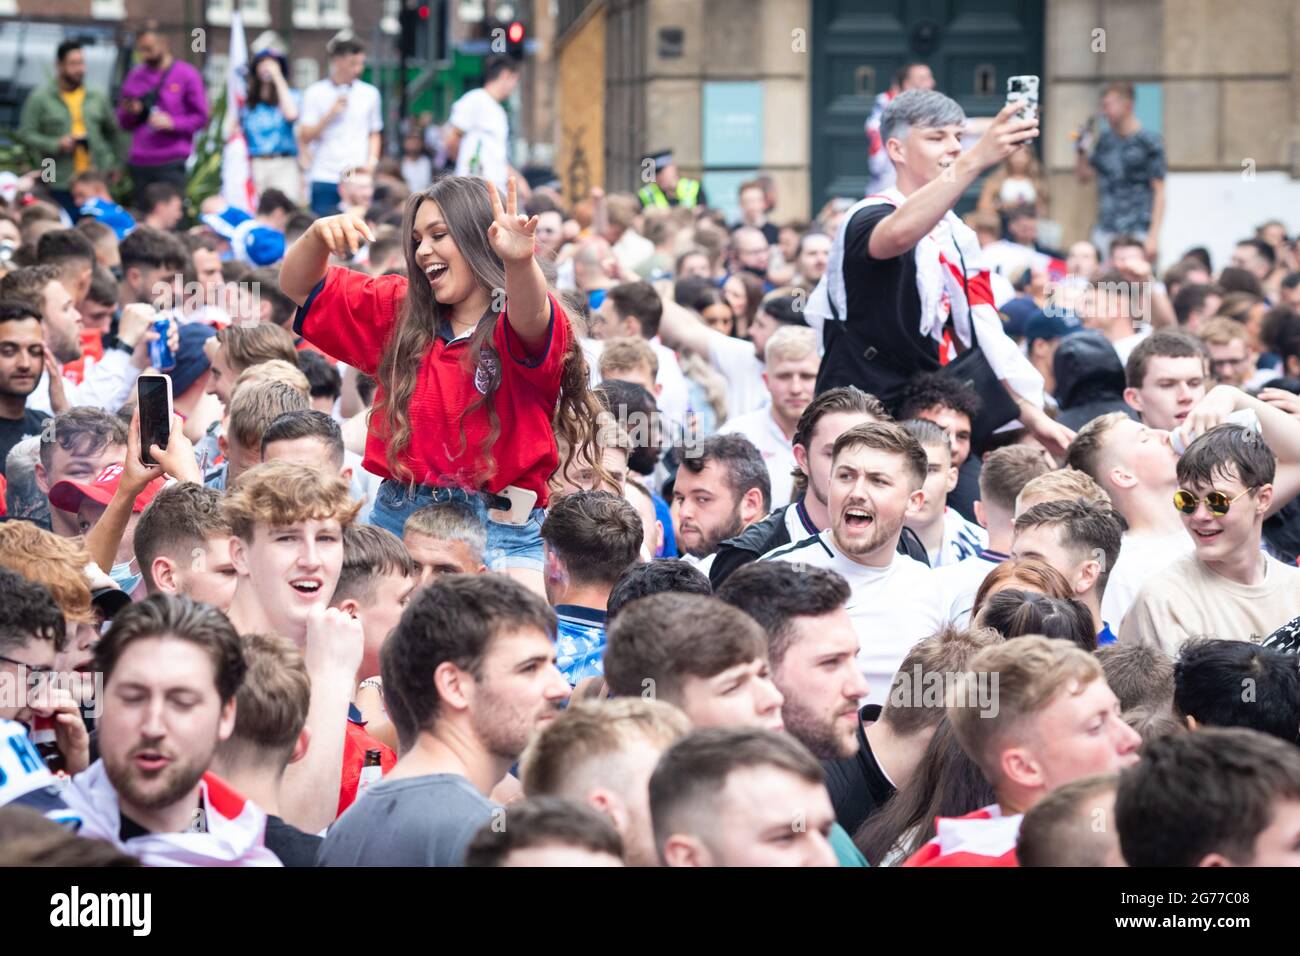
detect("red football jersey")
[337,710,397,817]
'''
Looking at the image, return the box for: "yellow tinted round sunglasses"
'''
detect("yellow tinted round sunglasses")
[1172,488,1251,517]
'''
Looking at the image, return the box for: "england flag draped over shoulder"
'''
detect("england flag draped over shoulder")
[221,10,256,213]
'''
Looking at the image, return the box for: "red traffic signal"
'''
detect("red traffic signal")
[418,4,430,17]
[507,21,525,43]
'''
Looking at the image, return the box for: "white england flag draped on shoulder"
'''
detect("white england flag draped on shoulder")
[221,10,256,212]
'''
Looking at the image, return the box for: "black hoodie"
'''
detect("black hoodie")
[1052,330,1138,432]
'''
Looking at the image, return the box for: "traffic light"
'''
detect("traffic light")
[506,21,526,59]
[486,17,527,60]
[398,2,426,58]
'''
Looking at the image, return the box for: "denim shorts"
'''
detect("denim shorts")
[368,479,545,573]
[310,180,342,218]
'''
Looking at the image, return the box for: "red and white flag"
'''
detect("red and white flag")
[903,804,1023,867]
[220,9,257,213]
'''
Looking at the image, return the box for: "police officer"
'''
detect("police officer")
[638,150,706,210]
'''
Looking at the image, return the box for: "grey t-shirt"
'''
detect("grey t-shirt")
[317,774,496,867]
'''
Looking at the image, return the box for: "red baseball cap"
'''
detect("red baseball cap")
[49,464,166,515]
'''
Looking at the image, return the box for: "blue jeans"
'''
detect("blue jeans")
[310,180,341,217]
[368,480,545,573]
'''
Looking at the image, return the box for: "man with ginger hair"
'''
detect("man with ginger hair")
[0,521,100,677]
[222,459,364,834]
[904,636,1140,866]
[521,697,691,866]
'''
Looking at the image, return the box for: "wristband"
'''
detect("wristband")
[108,338,135,355]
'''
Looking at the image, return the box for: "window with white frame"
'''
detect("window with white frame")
[292,58,321,91]
[90,0,126,19]
[242,0,271,26]
[208,0,270,27]
[381,0,400,35]
[295,0,351,29]
[318,0,351,28]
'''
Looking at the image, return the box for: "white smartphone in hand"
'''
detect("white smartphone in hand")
[487,485,539,526]
[1006,75,1040,122]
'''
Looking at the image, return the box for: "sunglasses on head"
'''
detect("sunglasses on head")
[1173,488,1252,516]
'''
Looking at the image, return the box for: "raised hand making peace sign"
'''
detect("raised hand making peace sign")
[487,176,538,264]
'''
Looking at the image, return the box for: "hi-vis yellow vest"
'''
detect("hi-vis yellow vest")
[638,178,702,209]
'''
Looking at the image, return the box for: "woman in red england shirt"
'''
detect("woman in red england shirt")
[280,175,605,592]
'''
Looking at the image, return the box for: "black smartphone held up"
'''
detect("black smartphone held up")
[137,374,173,466]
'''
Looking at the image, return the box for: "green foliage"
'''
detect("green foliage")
[187,84,229,215]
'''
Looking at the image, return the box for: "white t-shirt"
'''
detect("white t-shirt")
[613,230,656,274]
[683,552,716,576]
[300,79,383,185]
[1100,530,1195,628]
[581,336,604,388]
[1111,329,1150,368]
[707,329,767,422]
[761,530,945,705]
[583,336,690,429]
[345,449,381,524]
[29,349,140,416]
[718,406,795,509]
[933,549,1006,627]
[934,508,988,568]
[649,338,690,431]
[401,154,434,193]
[449,88,510,192]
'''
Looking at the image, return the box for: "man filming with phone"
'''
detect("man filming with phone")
[807,88,1073,459]
[50,397,201,599]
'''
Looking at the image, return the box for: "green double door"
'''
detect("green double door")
[810,0,1045,212]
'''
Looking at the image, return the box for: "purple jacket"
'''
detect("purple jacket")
[116,58,209,166]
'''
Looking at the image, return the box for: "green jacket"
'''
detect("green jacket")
[18,80,124,189]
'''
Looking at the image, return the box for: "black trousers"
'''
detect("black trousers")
[128,160,188,205]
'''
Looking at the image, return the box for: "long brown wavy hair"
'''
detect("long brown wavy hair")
[378,175,605,490]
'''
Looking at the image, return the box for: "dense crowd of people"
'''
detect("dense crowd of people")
[3,36,1300,870]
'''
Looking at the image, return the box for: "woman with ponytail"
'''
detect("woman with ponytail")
[281,175,604,591]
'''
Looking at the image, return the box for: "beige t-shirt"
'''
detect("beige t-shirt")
[1120,552,1300,656]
